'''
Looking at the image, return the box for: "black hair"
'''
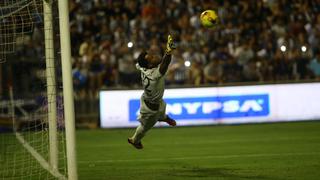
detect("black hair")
[137,51,148,68]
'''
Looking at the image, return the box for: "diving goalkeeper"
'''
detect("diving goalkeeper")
[128,35,177,149]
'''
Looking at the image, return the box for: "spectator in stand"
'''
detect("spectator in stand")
[234,40,254,67]
[222,57,243,83]
[188,61,203,86]
[293,50,312,80]
[73,59,88,99]
[203,58,223,85]
[168,53,188,85]
[242,59,263,82]
[273,49,293,81]
[88,53,105,98]
[309,50,320,80]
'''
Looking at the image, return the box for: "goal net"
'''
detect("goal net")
[0,0,76,179]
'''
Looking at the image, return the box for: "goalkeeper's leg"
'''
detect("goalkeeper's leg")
[158,115,176,126]
[129,113,157,149]
[128,125,144,149]
[158,100,176,126]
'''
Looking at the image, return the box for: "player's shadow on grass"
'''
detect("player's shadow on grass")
[168,167,272,179]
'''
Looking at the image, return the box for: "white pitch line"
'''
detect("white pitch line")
[15,132,67,179]
[78,152,320,164]
[81,136,320,148]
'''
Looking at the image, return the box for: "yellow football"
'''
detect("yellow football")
[200,10,218,28]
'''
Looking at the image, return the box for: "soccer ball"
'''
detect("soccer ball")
[200,10,218,28]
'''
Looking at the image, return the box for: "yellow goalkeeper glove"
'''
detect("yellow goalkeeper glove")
[165,35,176,54]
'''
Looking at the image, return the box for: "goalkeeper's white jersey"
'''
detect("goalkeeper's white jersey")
[136,63,165,104]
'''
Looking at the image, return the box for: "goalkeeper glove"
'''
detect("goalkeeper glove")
[165,35,176,54]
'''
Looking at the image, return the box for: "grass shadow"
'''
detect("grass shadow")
[168,166,273,179]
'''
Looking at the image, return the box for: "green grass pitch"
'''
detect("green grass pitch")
[77,121,320,180]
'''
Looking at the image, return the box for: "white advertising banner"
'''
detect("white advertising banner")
[99,83,320,128]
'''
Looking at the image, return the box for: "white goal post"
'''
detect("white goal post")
[57,0,78,179]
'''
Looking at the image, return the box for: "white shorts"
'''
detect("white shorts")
[138,96,166,129]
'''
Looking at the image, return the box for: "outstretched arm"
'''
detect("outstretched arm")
[159,35,176,75]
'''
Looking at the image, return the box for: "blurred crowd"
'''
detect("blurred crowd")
[3,0,320,99]
[68,0,320,98]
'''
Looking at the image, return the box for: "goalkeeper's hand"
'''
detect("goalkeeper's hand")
[165,35,176,54]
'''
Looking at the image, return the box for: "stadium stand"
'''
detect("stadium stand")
[1,0,319,121]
